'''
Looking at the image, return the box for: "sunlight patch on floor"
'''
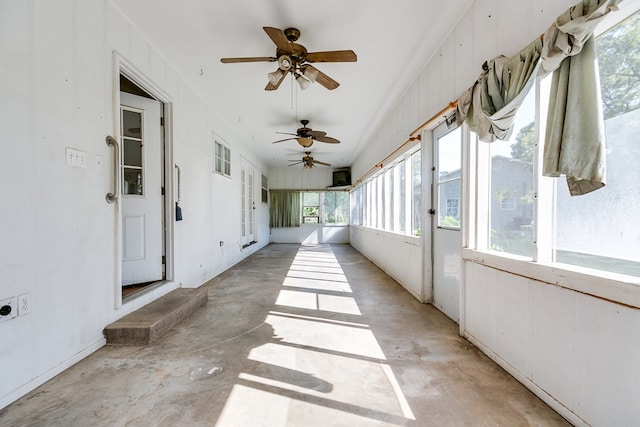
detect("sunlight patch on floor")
[216,245,416,426]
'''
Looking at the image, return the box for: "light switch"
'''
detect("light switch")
[66,147,87,168]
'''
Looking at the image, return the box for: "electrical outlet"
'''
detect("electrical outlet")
[18,293,31,316]
[0,297,18,323]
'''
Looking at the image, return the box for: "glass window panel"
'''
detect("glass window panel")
[397,162,406,233]
[122,110,141,138]
[437,128,461,229]
[554,10,640,276]
[412,150,422,236]
[123,139,142,167]
[487,88,535,256]
[123,168,143,195]
[303,192,320,205]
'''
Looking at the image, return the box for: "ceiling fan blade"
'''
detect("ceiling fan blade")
[220,56,275,63]
[288,161,303,166]
[263,27,293,53]
[305,66,339,90]
[306,50,357,63]
[272,137,297,144]
[313,135,340,144]
[312,160,332,167]
[275,132,298,136]
[307,130,327,138]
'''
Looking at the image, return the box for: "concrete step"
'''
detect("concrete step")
[103,287,208,345]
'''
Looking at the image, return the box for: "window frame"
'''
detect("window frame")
[464,4,640,309]
[214,134,231,178]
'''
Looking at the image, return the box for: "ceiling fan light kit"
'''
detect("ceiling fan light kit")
[220,26,357,91]
[272,120,340,148]
[267,69,285,85]
[295,73,311,90]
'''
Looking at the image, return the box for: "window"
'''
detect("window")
[121,107,144,195]
[350,146,421,237]
[301,191,349,224]
[302,192,320,223]
[479,86,535,257]
[411,149,422,236]
[446,199,459,217]
[261,174,268,203]
[553,9,640,276]
[214,137,231,177]
[472,7,640,279]
[436,128,461,229]
[324,192,349,224]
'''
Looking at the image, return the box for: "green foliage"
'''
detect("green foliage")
[511,121,535,163]
[440,216,460,228]
[597,12,640,120]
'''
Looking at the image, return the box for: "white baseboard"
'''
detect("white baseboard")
[0,338,106,411]
[463,331,586,427]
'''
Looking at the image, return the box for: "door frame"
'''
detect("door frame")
[112,54,175,309]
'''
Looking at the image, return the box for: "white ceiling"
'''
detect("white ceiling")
[112,0,471,169]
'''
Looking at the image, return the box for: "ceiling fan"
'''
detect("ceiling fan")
[272,119,340,148]
[289,151,331,168]
[220,27,357,91]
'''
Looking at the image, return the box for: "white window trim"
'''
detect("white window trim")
[465,5,640,308]
[214,133,231,178]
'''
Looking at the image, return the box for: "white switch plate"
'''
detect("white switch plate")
[66,147,87,168]
[18,293,31,316]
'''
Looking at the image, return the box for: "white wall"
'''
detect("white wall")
[350,227,422,301]
[348,0,640,425]
[0,0,269,409]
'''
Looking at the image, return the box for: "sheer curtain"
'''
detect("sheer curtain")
[456,37,542,142]
[269,191,301,228]
[541,0,620,195]
[455,0,620,195]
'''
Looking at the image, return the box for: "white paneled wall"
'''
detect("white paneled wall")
[0,0,269,409]
[347,0,637,425]
[350,227,422,301]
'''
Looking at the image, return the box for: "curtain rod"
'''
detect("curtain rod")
[355,30,547,187]
[355,100,457,185]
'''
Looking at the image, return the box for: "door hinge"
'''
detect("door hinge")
[162,256,166,264]
[161,186,165,195]
[160,117,165,126]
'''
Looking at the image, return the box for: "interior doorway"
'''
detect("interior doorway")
[116,71,172,303]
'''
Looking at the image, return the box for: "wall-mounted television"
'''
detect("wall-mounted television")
[332,168,351,187]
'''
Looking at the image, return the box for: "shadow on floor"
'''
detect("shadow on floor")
[0,244,569,426]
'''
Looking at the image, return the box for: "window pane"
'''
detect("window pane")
[122,110,141,138]
[303,192,319,205]
[555,11,640,276]
[411,150,422,236]
[123,168,142,195]
[397,162,406,233]
[437,128,461,229]
[487,90,535,256]
[123,139,142,167]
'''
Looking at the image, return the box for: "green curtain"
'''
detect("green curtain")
[269,191,301,228]
[541,0,620,196]
[456,37,542,142]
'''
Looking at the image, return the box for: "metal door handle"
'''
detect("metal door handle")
[105,135,119,203]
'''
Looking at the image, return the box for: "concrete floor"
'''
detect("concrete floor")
[0,244,570,426]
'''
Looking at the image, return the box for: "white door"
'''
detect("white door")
[431,123,462,322]
[120,92,164,286]
[241,162,255,246]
